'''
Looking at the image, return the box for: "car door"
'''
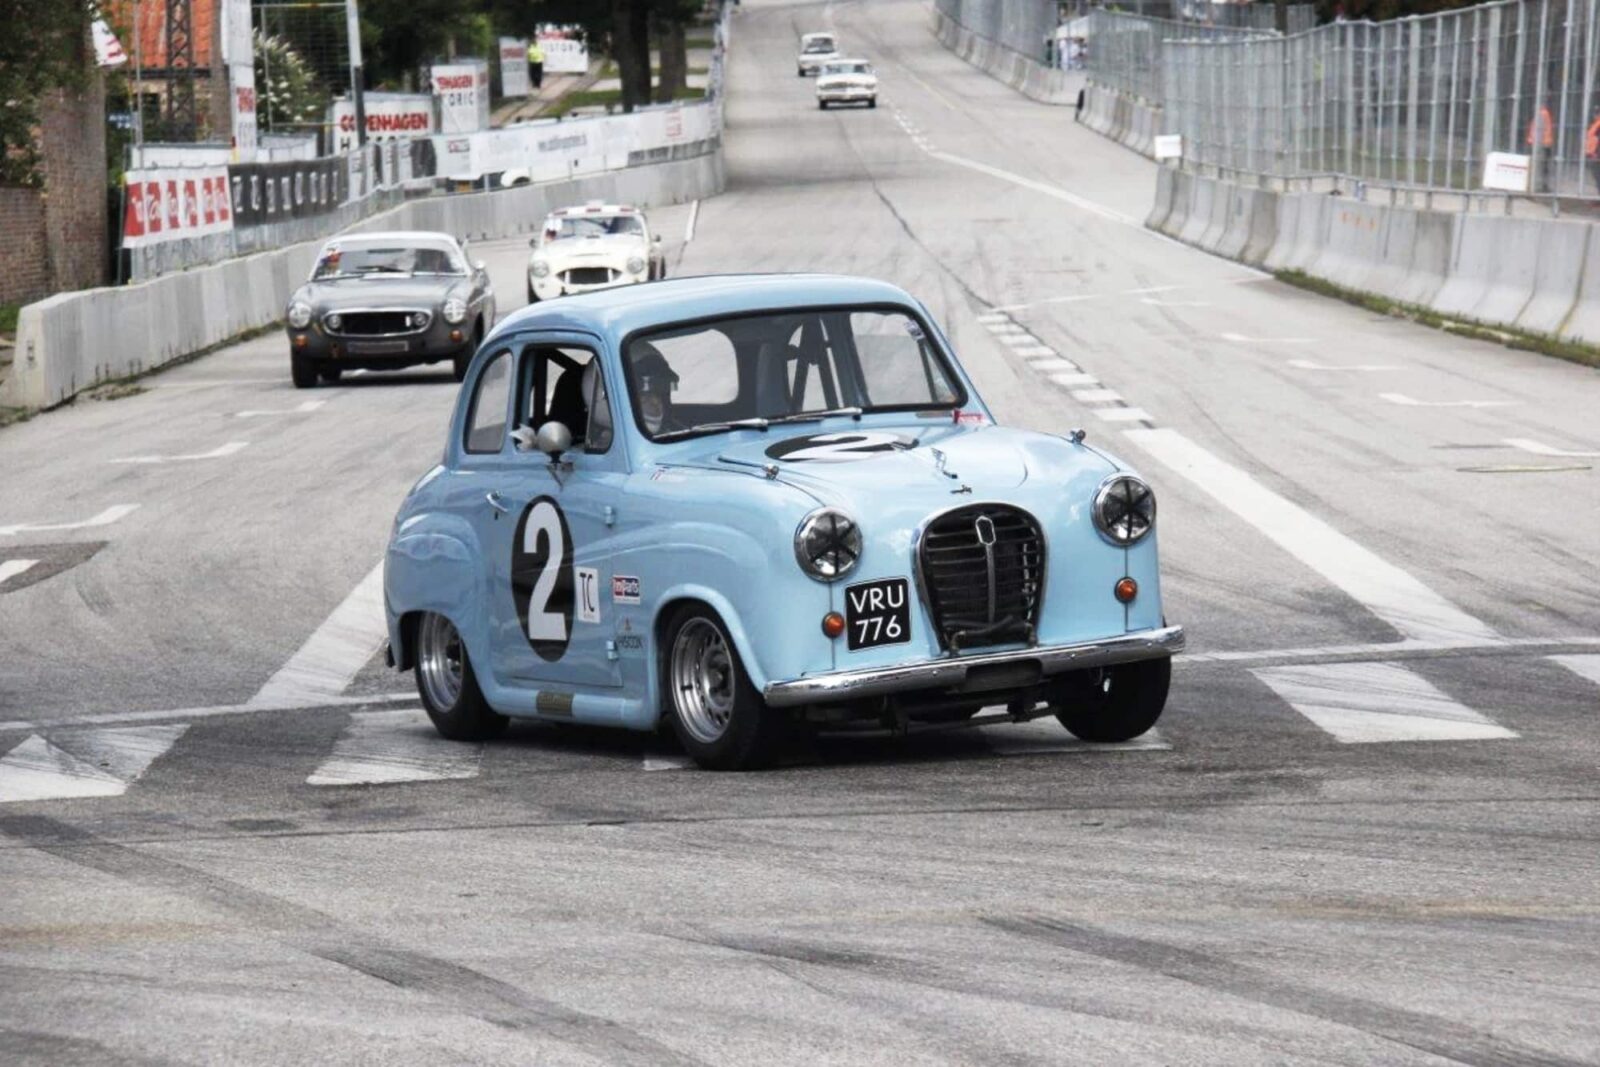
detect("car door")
[481,335,626,692]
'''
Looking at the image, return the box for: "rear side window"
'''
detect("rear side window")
[465,348,512,454]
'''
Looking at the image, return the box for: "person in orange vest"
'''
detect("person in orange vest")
[1527,104,1555,193]
[1586,112,1600,195]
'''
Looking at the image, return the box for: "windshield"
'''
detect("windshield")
[544,214,644,242]
[823,62,870,75]
[623,307,966,441]
[802,38,835,53]
[312,241,465,279]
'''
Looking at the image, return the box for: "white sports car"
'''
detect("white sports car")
[797,32,840,76]
[817,58,878,109]
[526,202,665,303]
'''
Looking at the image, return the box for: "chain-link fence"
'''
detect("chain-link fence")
[254,1,353,144]
[1097,0,1600,201]
[935,0,1058,62]
[1086,10,1266,101]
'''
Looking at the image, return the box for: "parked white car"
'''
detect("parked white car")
[526,202,665,303]
[797,32,840,76]
[817,58,878,109]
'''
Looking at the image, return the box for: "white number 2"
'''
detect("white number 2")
[523,499,566,642]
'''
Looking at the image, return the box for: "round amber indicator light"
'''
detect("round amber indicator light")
[822,612,846,639]
[1114,577,1139,603]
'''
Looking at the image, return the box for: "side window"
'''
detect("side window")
[586,362,615,453]
[517,346,604,451]
[465,348,512,453]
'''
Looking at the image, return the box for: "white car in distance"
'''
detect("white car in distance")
[797,32,840,76]
[526,202,665,303]
[817,58,878,109]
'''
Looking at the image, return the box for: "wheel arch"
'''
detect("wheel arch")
[648,586,770,726]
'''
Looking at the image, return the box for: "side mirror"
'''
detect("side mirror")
[473,260,487,273]
[653,233,662,245]
[536,421,572,457]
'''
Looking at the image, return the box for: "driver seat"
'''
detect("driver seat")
[546,364,589,444]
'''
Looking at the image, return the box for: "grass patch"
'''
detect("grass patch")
[1275,269,1600,369]
[0,406,32,428]
[552,85,706,117]
[0,304,18,335]
[600,61,710,77]
[685,36,715,50]
[83,381,148,402]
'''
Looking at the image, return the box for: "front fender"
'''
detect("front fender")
[385,516,482,671]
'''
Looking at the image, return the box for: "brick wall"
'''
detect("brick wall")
[39,73,109,296]
[0,188,50,307]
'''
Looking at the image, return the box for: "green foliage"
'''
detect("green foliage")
[0,0,91,186]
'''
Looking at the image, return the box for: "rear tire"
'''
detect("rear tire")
[290,352,318,389]
[662,605,786,770]
[1052,657,1170,743]
[414,612,508,741]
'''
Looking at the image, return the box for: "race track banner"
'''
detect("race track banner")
[230,65,258,160]
[500,38,530,98]
[121,168,234,248]
[432,61,492,134]
[330,93,435,153]
[537,27,589,74]
[228,157,347,228]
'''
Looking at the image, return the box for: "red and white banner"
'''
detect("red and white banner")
[499,38,530,98]
[432,61,491,135]
[122,168,234,248]
[329,94,435,153]
[231,65,258,159]
[92,18,127,67]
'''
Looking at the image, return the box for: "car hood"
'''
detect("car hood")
[538,234,645,265]
[666,421,1117,510]
[296,277,466,308]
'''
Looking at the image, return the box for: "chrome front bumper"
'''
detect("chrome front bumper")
[762,625,1185,708]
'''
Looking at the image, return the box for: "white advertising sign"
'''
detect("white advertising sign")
[429,100,719,181]
[221,0,253,66]
[499,38,530,98]
[432,61,491,134]
[537,27,589,74]
[330,93,435,153]
[1482,151,1531,193]
[1153,134,1183,160]
[121,168,234,248]
[230,64,258,159]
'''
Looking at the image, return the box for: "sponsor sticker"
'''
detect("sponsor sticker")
[576,566,601,624]
[612,575,641,605]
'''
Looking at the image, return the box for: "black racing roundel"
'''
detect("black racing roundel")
[765,431,917,463]
[512,496,574,662]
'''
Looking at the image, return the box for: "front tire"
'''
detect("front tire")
[1052,657,1170,743]
[290,352,318,389]
[818,100,828,110]
[452,324,482,383]
[527,280,541,304]
[868,98,877,109]
[663,605,786,770]
[414,612,508,741]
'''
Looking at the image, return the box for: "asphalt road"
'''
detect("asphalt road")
[3,0,1599,1063]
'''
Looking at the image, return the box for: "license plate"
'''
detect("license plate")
[844,577,912,651]
[347,340,409,355]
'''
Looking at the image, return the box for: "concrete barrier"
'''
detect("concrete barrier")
[0,151,724,412]
[1307,200,1386,293]
[1543,224,1600,341]
[1179,175,1216,247]
[1146,165,1178,232]
[932,10,1080,106]
[1240,187,1280,263]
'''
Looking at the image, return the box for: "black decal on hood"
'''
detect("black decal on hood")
[765,432,917,463]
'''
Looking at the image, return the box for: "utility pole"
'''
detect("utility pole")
[347,0,367,146]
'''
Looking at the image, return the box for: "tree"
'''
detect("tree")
[254,30,329,132]
[0,0,92,186]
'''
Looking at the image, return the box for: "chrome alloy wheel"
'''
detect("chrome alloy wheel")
[671,618,737,744]
[417,613,465,711]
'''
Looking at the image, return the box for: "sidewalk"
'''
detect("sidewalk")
[491,62,603,127]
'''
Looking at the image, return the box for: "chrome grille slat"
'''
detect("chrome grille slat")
[918,504,1045,651]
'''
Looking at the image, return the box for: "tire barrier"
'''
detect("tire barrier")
[1149,166,1599,348]
[0,152,725,413]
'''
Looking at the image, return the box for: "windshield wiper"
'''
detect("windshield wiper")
[766,406,863,425]
[653,417,771,441]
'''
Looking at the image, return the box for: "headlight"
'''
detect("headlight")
[443,298,467,324]
[530,258,550,278]
[410,312,429,329]
[287,302,312,329]
[325,312,343,332]
[794,508,862,581]
[1093,474,1156,546]
[626,256,646,275]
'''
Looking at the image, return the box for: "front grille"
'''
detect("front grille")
[563,267,617,286]
[332,310,427,336]
[919,504,1045,651]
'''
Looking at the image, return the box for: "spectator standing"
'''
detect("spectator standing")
[530,38,546,90]
[1527,104,1555,193]
[1586,111,1600,196]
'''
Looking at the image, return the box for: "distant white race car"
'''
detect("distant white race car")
[817,58,878,109]
[526,202,665,303]
[797,32,840,76]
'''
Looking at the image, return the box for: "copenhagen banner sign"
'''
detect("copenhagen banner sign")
[330,94,435,153]
[121,168,234,248]
[432,61,492,134]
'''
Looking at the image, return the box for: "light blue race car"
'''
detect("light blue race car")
[384,274,1184,769]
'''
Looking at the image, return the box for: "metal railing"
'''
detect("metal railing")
[1094,0,1600,202]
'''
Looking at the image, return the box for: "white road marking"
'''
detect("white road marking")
[307,707,481,786]
[249,562,388,709]
[644,754,696,772]
[1288,359,1400,371]
[985,323,1028,335]
[1251,662,1516,743]
[112,441,250,465]
[993,285,1188,312]
[1381,393,1515,409]
[1221,332,1314,344]
[1028,358,1080,373]
[1094,407,1153,422]
[684,199,700,243]
[235,400,325,418]
[0,691,418,734]
[0,559,39,586]
[1549,654,1600,687]
[1125,427,1501,645]
[0,504,138,538]
[1072,389,1123,404]
[975,312,1009,324]
[1050,372,1100,388]
[0,724,188,803]
[1011,345,1056,358]
[1001,335,1045,348]
[1140,298,1211,307]
[981,716,1170,756]
[1179,634,1600,666]
[1504,437,1600,458]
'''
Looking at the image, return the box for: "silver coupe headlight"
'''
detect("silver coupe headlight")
[287,302,312,329]
[443,298,468,324]
[530,258,550,278]
[626,256,646,275]
[1093,474,1156,546]
[794,507,862,581]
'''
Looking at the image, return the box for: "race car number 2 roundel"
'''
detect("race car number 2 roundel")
[512,496,575,661]
[765,431,916,463]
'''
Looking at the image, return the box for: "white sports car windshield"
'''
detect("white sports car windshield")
[803,40,835,54]
[624,307,967,441]
[546,215,644,241]
[313,243,465,279]
[823,62,871,75]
